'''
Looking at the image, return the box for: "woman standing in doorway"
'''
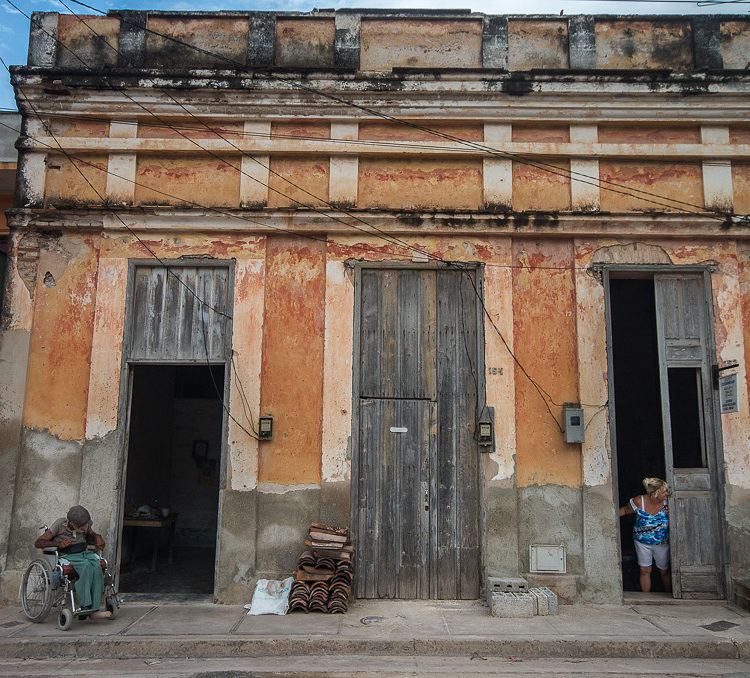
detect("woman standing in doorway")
[619,477,671,593]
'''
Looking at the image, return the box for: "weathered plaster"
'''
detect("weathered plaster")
[275,18,335,68]
[482,237,515,482]
[574,242,610,488]
[6,428,83,570]
[214,488,257,603]
[321,259,354,484]
[57,14,120,69]
[513,239,581,488]
[23,233,100,441]
[360,18,482,70]
[228,256,265,491]
[358,158,482,211]
[240,121,271,208]
[258,236,326,486]
[508,19,569,70]
[84,255,127,440]
[134,155,241,207]
[595,20,693,70]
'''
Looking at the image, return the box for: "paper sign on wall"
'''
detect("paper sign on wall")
[720,373,739,414]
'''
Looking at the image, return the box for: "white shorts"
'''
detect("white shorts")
[634,541,670,570]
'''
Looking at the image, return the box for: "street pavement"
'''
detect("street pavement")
[0,595,749,676]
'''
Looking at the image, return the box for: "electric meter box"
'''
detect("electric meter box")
[563,403,584,444]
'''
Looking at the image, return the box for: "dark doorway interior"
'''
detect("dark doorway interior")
[120,364,224,595]
[609,278,667,592]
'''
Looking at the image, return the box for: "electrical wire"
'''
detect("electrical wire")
[8,3,722,424]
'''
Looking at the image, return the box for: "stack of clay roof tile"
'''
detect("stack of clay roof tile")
[289,523,354,614]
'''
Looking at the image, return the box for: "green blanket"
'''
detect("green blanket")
[62,551,104,610]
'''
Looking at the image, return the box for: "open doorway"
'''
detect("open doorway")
[119,364,224,596]
[609,278,667,592]
[609,271,725,599]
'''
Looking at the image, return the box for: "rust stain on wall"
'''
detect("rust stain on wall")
[137,118,243,140]
[359,122,483,143]
[23,234,100,441]
[513,239,581,488]
[57,15,119,69]
[730,126,750,145]
[45,117,109,138]
[512,125,570,143]
[358,158,482,210]
[44,153,108,206]
[271,121,330,140]
[360,19,482,70]
[598,125,701,144]
[732,166,750,215]
[595,20,693,70]
[720,21,750,69]
[258,235,326,485]
[267,157,330,208]
[599,161,703,212]
[146,17,249,68]
[512,159,571,211]
[135,155,241,207]
[275,18,335,68]
[508,20,569,70]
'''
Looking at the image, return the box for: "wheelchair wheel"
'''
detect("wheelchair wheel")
[20,559,54,623]
[57,608,73,631]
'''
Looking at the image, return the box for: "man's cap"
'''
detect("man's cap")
[67,505,91,526]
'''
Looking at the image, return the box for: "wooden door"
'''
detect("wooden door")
[654,274,725,599]
[354,267,480,599]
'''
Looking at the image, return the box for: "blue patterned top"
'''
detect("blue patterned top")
[630,497,669,545]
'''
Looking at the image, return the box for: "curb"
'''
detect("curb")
[0,636,746,660]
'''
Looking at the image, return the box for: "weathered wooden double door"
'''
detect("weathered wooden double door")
[654,273,725,598]
[354,267,480,599]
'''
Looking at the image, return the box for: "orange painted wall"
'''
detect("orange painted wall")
[267,157,330,208]
[358,158,482,210]
[599,161,703,212]
[733,166,750,215]
[512,160,571,212]
[46,117,109,138]
[44,153,108,206]
[359,122,483,143]
[135,155,241,207]
[512,239,581,487]
[598,124,701,144]
[137,119,243,140]
[258,235,326,485]
[23,234,100,441]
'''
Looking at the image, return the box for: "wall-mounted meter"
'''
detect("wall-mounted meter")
[563,403,584,444]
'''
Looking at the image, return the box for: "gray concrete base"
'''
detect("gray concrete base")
[0,656,749,678]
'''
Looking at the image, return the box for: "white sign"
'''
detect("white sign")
[720,373,739,414]
[389,427,408,433]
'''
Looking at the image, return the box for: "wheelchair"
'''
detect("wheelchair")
[20,530,121,630]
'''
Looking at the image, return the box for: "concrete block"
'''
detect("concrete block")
[487,576,529,602]
[489,591,535,618]
[528,587,558,615]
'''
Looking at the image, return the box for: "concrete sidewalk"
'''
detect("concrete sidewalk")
[1,596,749,665]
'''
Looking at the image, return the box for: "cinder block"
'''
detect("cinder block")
[530,588,548,615]
[537,586,558,615]
[489,591,535,618]
[486,576,529,606]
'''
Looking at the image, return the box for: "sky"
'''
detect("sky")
[0,0,747,112]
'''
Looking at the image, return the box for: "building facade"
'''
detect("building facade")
[1,10,749,604]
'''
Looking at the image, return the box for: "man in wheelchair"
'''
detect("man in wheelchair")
[33,505,112,619]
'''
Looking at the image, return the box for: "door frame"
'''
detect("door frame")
[602,263,729,598]
[348,261,487,599]
[113,258,235,594]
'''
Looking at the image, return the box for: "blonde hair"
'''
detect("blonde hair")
[643,477,668,499]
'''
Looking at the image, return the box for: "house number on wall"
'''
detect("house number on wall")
[488,367,503,375]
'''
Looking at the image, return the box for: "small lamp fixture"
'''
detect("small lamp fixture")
[258,415,273,441]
